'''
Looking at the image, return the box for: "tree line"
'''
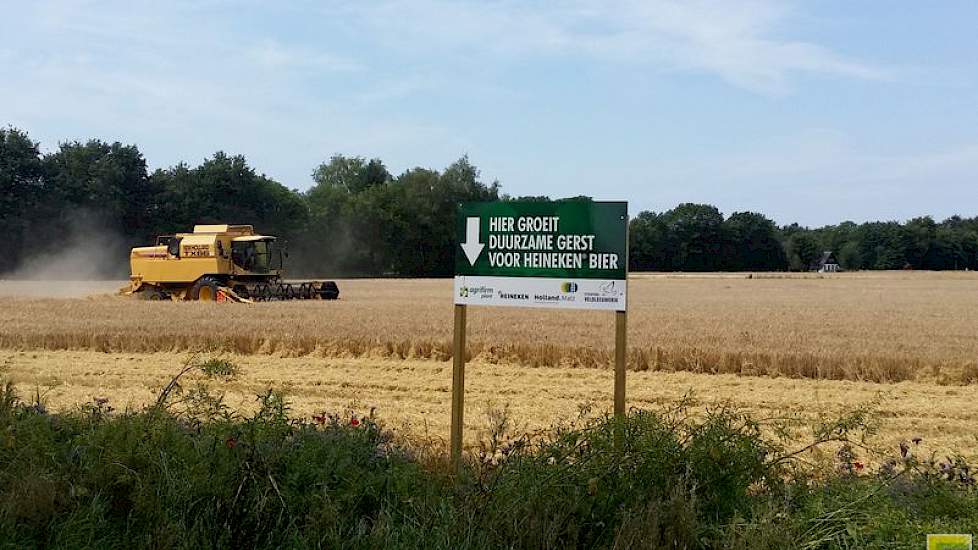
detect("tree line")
[2,126,976,277]
[629,204,978,271]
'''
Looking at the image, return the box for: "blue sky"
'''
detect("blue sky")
[2,1,976,226]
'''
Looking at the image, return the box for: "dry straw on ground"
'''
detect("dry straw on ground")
[2,272,977,459]
[1,272,976,384]
[4,350,977,461]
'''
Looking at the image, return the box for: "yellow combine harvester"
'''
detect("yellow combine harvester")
[127,224,339,302]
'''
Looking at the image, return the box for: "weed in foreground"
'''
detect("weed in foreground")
[0,363,977,549]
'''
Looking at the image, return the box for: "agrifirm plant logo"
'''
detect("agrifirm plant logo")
[928,534,973,550]
[459,285,494,299]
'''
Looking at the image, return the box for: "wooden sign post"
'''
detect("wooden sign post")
[450,201,628,471]
[450,304,467,465]
[614,310,627,418]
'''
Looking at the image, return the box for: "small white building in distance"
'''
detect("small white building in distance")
[812,251,841,273]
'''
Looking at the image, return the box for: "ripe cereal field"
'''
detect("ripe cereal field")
[0,272,977,455]
[1,272,976,383]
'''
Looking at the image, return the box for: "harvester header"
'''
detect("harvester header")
[126,224,339,302]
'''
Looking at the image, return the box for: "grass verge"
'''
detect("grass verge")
[0,358,976,549]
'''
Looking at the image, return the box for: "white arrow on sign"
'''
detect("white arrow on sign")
[460,216,485,265]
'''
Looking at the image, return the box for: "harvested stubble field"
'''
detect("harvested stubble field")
[1,272,977,455]
[2,350,978,460]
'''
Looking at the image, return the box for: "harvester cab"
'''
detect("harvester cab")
[126,224,338,302]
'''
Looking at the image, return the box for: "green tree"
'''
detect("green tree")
[628,211,668,271]
[42,139,155,242]
[661,203,725,271]
[0,127,44,272]
[34,139,157,277]
[904,216,938,269]
[722,211,787,270]
[785,232,821,271]
[153,152,308,241]
[310,155,389,194]
[383,157,500,276]
[856,222,907,270]
[9,123,978,278]
[837,241,862,270]
[297,155,393,275]
[293,155,498,277]
[814,221,858,267]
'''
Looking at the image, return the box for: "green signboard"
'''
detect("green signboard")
[454,201,628,311]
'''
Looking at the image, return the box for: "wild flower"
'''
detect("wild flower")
[88,396,114,418]
[836,443,859,475]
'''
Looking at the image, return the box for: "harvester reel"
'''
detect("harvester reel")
[236,281,339,301]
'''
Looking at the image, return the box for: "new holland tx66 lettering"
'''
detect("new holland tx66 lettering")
[126,224,339,302]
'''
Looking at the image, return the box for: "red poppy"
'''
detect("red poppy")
[312,414,326,425]
[350,418,360,427]
[225,437,237,449]
[854,461,864,471]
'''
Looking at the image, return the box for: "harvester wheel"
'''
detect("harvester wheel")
[190,277,222,301]
[319,281,340,300]
[147,290,169,301]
